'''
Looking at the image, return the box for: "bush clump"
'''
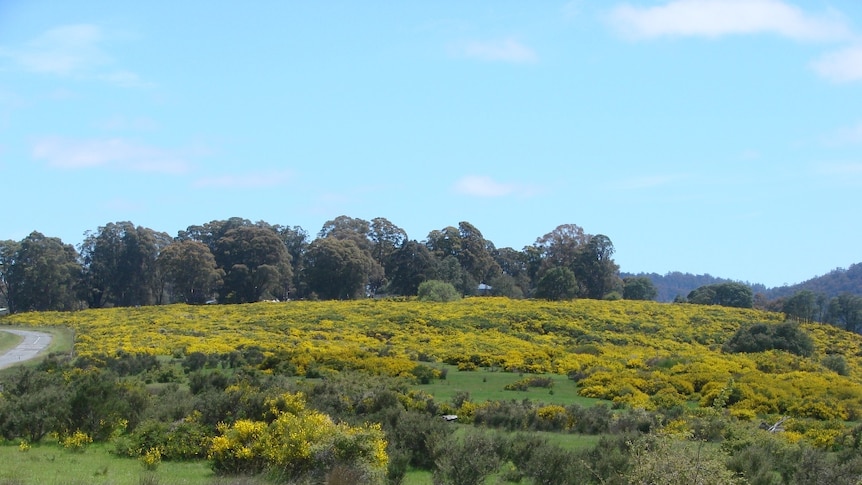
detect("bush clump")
[417,280,461,302]
[722,321,814,357]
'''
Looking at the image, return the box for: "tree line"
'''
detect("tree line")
[0,217,645,313]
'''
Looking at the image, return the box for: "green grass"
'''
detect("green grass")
[0,443,218,485]
[0,329,23,354]
[418,364,601,407]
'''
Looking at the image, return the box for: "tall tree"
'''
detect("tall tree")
[317,215,372,253]
[369,217,407,268]
[178,217,252,252]
[426,222,500,288]
[213,226,292,303]
[158,240,224,304]
[535,267,578,301]
[827,293,862,333]
[623,276,658,301]
[6,232,81,312]
[534,224,589,270]
[304,237,375,299]
[317,216,384,293]
[273,225,309,298]
[0,240,20,310]
[574,234,620,299]
[80,222,169,307]
[385,240,438,296]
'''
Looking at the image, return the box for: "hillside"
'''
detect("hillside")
[623,271,768,302]
[630,263,862,303]
[764,263,862,300]
[4,298,862,423]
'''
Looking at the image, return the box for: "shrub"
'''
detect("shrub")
[433,429,502,485]
[61,430,93,452]
[723,321,814,357]
[416,280,461,302]
[823,354,849,376]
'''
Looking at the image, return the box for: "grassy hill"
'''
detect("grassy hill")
[4,298,861,422]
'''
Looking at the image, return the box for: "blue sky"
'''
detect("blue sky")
[1,1,861,288]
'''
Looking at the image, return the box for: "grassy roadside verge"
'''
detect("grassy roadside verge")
[0,329,24,354]
[0,324,75,377]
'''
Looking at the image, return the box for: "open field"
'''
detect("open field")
[3,298,862,483]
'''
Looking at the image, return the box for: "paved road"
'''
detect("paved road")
[0,329,53,369]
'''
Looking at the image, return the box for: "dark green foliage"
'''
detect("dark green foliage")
[103,351,161,376]
[822,354,849,375]
[568,403,612,434]
[143,383,195,423]
[385,240,438,297]
[723,321,814,357]
[5,231,81,312]
[535,267,578,301]
[304,236,376,300]
[623,276,658,301]
[793,447,862,485]
[410,364,436,384]
[113,419,210,460]
[688,282,753,308]
[380,409,453,471]
[575,433,634,485]
[0,367,70,442]
[182,351,208,373]
[827,293,862,333]
[67,369,149,440]
[504,375,554,391]
[433,428,502,485]
[416,280,460,302]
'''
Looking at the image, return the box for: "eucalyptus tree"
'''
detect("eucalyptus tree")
[385,240,438,296]
[426,222,500,288]
[213,225,292,303]
[6,232,81,312]
[157,240,223,304]
[79,222,171,307]
[0,239,20,310]
[304,237,376,299]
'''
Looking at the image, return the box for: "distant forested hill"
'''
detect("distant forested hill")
[622,272,767,303]
[763,263,862,300]
[626,263,862,303]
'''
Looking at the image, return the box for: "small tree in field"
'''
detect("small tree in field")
[417,280,461,302]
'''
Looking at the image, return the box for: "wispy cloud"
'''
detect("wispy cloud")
[457,38,538,63]
[193,170,294,189]
[454,175,540,197]
[609,0,851,42]
[0,24,150,87]
[32,136,192,174]
[1,24,106,75]
[812,45,862,83]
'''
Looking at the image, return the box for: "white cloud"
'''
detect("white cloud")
[1,24,106,75]
[812,45,862,83]
[458,38,538,63]
[454,175,539,197]
[193,170,294,189]
[32,137,191,174]
[0,24,150,87]
[609,0,851,41]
